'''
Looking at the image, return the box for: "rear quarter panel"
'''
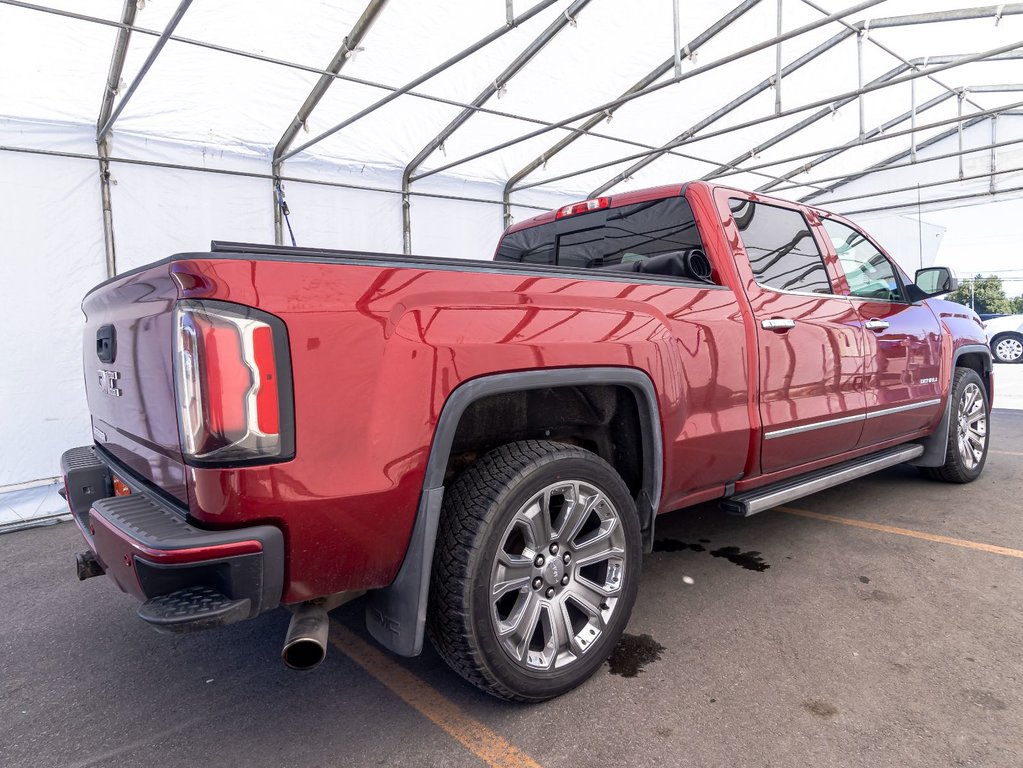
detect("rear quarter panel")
[173,254,750,602]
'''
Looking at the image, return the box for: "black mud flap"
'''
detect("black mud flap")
[364,487,443,657]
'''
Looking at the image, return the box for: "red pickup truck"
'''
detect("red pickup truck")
[62,181,992,701]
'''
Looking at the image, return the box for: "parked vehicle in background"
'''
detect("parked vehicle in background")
[978,313,1006,322]
[984,313,1023,363]
[61,181,992,702]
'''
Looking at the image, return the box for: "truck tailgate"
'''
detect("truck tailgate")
[82,265,187,504]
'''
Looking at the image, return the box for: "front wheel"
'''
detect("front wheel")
[920,367,990,483]
[428,440,641,702]
[992,333,1023,364]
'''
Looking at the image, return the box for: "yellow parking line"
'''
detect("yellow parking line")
[990,449,1023,457]
[776,506,1023,559]
[329,623,543,768]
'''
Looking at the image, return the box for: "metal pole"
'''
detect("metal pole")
[588,25,861,196]
[280,0,560,164]
[96,0,137,280]
[506,0,514,25]
[802,0,991,117]
[910,76,917,161]
[550,44,1023,196]
[917,184,923,271]
[958,89,966,179]
[555,7,1023,196]
[673,0,683,78]
[775,0,783,114]
[725,53,1023,190]
[857,28,865,140]
[798,116,989,200]
[96,0,193,142]
[703,58,907,185]
[520,93,1023,195]
[764,136,1023,194]
[502,0,761,226]
[5,1,597,151]
[271,0,389,245]
[752,90,955,192]
[803,164,1023,207]
[402,0,592,254]
[414,0,887,183]
[0,143,554,212]
[837,183,1023,216]
[990,115,998,193]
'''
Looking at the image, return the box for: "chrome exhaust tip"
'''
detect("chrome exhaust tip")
[282,603,329,671]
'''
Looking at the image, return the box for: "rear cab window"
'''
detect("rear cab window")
[728,198,833,295]
[496,196,719,284]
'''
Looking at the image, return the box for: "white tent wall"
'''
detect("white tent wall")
[846,212,946,272]
[0,128,575,488]
[3,0,1023,490]
[0,150,106,488]
[108,148,275,272]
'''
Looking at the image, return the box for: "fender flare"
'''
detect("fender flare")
[365,367,664,657]
[910,343,993,467]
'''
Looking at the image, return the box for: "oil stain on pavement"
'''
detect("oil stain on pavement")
[607,633,666,677]
[653,538,771,572]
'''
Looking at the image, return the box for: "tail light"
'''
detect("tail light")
[174,300,294,465]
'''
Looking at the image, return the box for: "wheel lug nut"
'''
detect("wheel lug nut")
[534,554,545,567]
[562,552,571,564]
[532,577,543,590]
[549,543,559,555]
[545,587,555,599]
[561,575,569,586]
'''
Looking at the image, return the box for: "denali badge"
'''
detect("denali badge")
[919,377,938,385]
[97,369,123,397]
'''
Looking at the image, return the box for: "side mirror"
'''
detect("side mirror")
[915,266,958,297]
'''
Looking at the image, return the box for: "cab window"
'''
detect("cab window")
[822,219,904,302]
[729,199,832,294]
[495,197,717,283]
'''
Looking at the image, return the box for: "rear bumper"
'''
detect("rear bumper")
[60,445,283,632]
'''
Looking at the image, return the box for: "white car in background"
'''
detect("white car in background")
[984,314,1023,363]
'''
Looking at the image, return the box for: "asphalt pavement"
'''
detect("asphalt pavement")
[2,412,1021,768]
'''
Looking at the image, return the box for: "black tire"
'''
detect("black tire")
[919,367,990,483]
[991,332,1023,364]
[427,440,641,702]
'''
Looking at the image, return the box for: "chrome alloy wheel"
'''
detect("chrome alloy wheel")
[995,336,1023,362]
[956,382,988,470]
[489,480,626,672]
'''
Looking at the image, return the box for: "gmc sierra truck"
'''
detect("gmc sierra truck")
[61,181,992,702]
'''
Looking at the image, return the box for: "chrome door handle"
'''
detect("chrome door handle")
[865,319,890,332]
[761,318,796,330]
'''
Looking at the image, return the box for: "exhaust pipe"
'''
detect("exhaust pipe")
[282,603,329,671]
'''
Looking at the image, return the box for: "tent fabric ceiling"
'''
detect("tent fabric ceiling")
[2,0,1021,207]
[1,0,1022,488]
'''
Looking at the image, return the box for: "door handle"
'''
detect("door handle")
[865,319,890,332]
[761,318,796,331]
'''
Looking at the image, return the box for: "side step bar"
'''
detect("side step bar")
[721,444,925,517]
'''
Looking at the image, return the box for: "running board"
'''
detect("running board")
[720,444,925,517]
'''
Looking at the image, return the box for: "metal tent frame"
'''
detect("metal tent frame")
[4,0,1023,269]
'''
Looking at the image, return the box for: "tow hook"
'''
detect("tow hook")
[75,551,104,581]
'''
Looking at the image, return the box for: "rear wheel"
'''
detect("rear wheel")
[427,440,641,702]
[992,333,1023,364]
[920,367,989,483]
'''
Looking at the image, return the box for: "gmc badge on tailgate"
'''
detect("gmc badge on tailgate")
[97,369,122,397]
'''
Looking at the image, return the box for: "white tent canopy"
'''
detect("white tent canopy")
[2,0,1022,487]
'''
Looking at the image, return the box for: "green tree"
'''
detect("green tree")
[945,274,1019,314]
